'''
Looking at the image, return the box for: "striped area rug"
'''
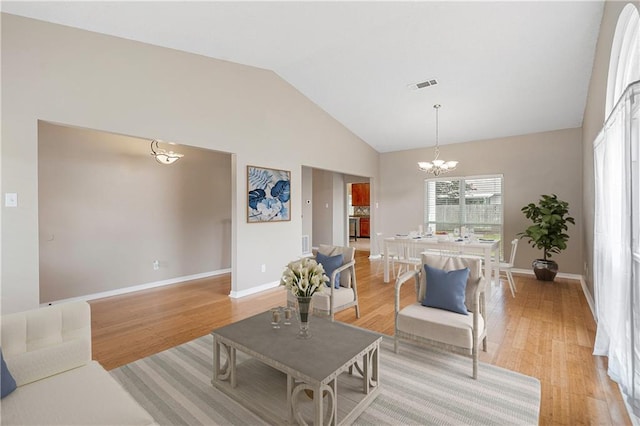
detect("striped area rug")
[111,334,540,425]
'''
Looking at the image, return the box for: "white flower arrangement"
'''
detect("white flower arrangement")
[280,257,329,298]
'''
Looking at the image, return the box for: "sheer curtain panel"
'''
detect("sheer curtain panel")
[593,80,639,415]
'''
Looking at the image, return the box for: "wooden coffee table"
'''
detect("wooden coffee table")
[211,311,381,425]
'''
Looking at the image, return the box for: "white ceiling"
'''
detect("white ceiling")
[1,1,604,153]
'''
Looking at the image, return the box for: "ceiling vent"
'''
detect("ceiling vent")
[409,78,439,90]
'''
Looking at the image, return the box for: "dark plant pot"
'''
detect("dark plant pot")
[532,259,558,282]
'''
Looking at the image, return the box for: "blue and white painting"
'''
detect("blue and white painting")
[247,165,291,222]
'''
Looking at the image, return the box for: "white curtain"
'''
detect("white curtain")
[593,81,639,415]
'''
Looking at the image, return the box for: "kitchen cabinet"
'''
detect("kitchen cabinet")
[352,183,370,206]
[359,217,370,238]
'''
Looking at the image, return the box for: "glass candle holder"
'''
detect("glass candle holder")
[271,308,281,329]
[283,307,292,325]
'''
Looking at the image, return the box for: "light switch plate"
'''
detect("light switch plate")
[5,193,17,207]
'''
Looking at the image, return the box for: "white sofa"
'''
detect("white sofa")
[1,301,157,425]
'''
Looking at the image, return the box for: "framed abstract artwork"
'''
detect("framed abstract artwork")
[247,165,291,222]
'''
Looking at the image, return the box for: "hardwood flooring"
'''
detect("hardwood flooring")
[90,250,631,425]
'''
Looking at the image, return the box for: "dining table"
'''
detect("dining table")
[383,236,501,288]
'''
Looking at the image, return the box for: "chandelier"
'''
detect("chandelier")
[150,140,184,165]
[417,104,458,176]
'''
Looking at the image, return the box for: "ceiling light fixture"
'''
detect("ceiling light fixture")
[417,104,458,176]
[150,140,183,165]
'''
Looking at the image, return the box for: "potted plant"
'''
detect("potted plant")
[518,194,575,281]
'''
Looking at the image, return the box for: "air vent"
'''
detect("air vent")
[301,235,310,254]
[409,78,439,90]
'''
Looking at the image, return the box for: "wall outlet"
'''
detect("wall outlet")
[4,193,17,207]
[153,260,159,270]
[261,264,266,273]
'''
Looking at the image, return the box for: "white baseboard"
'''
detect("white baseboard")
[229,280,280,298]
[41,269,230,307]
[511,268,581,280]
[580,276,597,322]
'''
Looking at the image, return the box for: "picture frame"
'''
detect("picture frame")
[247,165,291,222]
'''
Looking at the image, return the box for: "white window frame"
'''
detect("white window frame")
[423,174,504,258]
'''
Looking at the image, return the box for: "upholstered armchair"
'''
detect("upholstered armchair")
[287,244,360,321]
[394,253,487,379]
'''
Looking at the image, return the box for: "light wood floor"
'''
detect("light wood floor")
[90,249,631,425]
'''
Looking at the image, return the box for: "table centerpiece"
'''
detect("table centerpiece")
[280,257,329,338]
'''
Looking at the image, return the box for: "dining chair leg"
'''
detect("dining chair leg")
[499,270,515,298]
[391,258,396,279]
[504,271,515,298]
[507,270,516,296]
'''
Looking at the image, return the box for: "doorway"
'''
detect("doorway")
[347,180,370,253]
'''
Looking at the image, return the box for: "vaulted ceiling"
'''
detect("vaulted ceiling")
[1,1,604,152]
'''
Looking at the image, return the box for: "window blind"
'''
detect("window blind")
[424,175,504,252]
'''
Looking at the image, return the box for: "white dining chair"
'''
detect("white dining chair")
[395,239,423,275]
[375,232,398,278]
[499,239,519,297]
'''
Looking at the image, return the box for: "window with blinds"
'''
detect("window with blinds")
[424,174,504,252]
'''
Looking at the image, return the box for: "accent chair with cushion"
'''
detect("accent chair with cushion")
[394,253,488,379]
[287,244,360,321]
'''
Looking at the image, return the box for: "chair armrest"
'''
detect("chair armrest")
[328,259,356,289]
[395,270,419,314]
[334,259,355,274]
[471,277,487,336]
[471,277,486,307]
[472,275,486,296]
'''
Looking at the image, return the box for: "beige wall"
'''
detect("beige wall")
[312,168,335,247]
[379,128,583,274]
[1,14,378,313]
[581,1,638,299]
[301,166,313,250]
[3,6,618,312]
[38,122,231,303]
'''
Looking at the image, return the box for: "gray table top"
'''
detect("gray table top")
[211,311,381,382]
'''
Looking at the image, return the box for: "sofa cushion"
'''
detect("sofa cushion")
[317,245,355,288]
[1,349,17,398]
[419,254,482,313]
[1,301,91,358]
[5,338,91,387]
[316,251,343,289]
[1,360,156,425]
[286,287,355,313]
[397,303,484,350]
[422,264,470,315]
[312,286,355,312]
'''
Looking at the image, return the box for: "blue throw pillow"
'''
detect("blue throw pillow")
[316,252,343,289]
[1,349,17,399]
[422,264,470,315]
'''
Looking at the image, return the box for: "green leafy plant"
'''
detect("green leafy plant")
[519,194,575,260]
